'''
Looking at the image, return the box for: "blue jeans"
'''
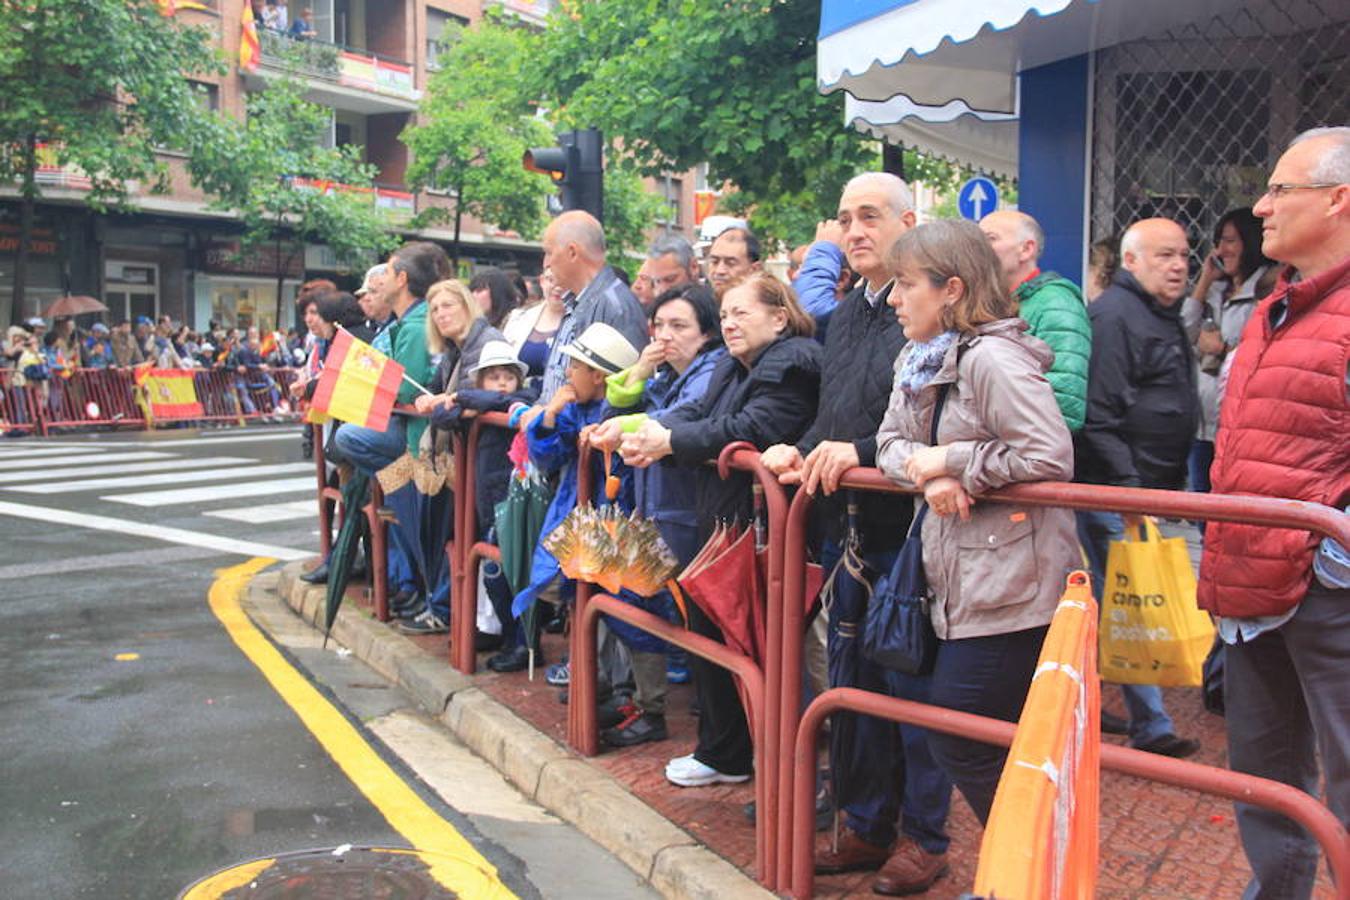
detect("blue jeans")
[1076,509,1176,746]
[334,421,418,594]
[822,541,952,853]
[1226,582,1349,900]
[927,625,1049,825]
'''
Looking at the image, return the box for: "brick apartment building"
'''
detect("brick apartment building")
[0,0,703,332]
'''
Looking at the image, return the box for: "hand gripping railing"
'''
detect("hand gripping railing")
[781,466,1350,897]
[448,411,512,674]
[566,440,790,888]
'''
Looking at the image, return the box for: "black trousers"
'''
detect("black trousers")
[687,601,753,775]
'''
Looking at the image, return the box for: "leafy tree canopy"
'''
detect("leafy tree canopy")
[0,0,226,324]
[403,13,555,242]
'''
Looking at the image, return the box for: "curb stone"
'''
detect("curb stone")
[266,561,773,900]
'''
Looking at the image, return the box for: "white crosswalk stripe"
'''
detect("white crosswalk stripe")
[11,462,314,494]
[205,500,317,524]
[0,445,111,459]
[0,456,255,486]
[103,476,317,508]
[0,450,175,472]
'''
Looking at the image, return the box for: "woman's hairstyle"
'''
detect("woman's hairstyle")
[724,271,815,339]
[1213,207,1272,283]
[425,279,481,355]
[649,282,721,346]
[314,289,367,331]
[1088,237,1119,286]
[295,278,337,315]
[887,220,1015,334]
[467,268,519,330]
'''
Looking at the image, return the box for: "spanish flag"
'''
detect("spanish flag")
[239,0,261,71]
[310,329,404,431]
[135,368,205,419]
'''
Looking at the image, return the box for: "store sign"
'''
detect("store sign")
[0,223,59,256]
[202,239,304,277]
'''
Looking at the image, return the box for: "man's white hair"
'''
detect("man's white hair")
[1290,125,1350,184]
[842,172,915,216]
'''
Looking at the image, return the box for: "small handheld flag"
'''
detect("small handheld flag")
[310,329,405,431]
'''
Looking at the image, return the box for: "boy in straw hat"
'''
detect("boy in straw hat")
[487,323,639,674]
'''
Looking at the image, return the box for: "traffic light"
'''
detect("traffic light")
[524,128,604,222]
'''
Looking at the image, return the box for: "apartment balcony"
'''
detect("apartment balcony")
[246,31,420,115]
[287,176,415,225]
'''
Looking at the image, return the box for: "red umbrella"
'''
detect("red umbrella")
[42,295,107,318]
[679,525,762,661]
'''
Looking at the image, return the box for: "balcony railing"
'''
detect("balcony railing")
[32,143,92,191]
[286,176,415,224]
[258,31,419,102]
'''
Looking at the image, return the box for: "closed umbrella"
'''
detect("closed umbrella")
[819,500,886,848]
[494,470,552,671]
[323,471,370,647]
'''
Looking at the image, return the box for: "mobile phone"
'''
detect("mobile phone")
[1210,254,1225,271]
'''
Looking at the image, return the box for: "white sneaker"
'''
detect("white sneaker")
[664,755,751,788]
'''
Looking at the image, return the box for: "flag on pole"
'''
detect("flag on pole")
[258,330,281,359]
[239,0,261,71]
[134,368,204,419]
[310,329,404,431]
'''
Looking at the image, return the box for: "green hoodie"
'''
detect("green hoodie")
[1015,272,1091,432]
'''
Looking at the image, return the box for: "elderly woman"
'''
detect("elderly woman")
[396,279,509,636]
[875,219,1078,825]
[621,271,821,787]
[587,283,727,747]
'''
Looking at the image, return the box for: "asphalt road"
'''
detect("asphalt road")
[0,424,652,899]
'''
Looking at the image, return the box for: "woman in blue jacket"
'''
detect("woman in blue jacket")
[589,284,726,747]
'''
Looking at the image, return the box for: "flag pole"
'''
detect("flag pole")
[335,324,435,397]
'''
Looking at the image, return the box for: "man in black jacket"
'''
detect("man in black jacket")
[1076,217,1201,759]
[761,172,952,896]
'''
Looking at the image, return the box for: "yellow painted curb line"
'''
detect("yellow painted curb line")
[199,559,515,899]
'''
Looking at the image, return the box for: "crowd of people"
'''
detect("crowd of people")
[290,126,1346,899]
[1,312,305,426]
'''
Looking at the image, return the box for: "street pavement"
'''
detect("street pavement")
[0,424,654,899]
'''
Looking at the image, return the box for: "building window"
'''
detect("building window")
[426,9,468,71]
[189,81,220,113]
[659,176,683,228]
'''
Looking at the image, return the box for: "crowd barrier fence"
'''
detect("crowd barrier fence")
[0,366,303,434]
[304,419,1350,896]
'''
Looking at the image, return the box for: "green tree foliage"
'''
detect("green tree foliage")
[529,0,877,248]
[0,0,225,326]
[188,69,396,323]
[600,162,670,270]
[402,14,556,266]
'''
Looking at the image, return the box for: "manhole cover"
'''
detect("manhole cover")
[180,845,506,899]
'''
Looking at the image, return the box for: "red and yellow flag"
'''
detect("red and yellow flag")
[135,368,204,419]
[310,330,404,431]
[239,0,261,71]
[258,330,280,359]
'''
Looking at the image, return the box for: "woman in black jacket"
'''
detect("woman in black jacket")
[621,272,822,787]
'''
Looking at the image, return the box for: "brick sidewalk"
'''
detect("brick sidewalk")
[369,590,1335,898]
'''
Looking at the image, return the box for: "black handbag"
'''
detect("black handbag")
[860,382,950,675]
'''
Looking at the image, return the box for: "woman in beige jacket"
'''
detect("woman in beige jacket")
[875,219,1079,824]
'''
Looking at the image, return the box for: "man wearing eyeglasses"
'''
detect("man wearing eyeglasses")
[1198,125,1350,900]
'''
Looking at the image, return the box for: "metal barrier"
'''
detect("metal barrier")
[310,420,391,622]
[780,466,1350,896]
[566,439,788,888]
[449,411,512,674]
[0,369,43,434]
[0,366,303,433]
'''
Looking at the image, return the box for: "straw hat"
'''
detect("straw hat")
[560,322,639,375]
[469,339,529,381]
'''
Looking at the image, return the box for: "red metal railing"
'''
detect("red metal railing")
[567,440,788,887]
[0,369,43,434]
[779,466,1350,897]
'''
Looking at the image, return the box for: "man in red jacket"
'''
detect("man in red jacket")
[1198,125,1350,900]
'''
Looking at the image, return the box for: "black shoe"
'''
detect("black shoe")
[743,794,833,831]
[597,695,638,730]
[1101,710,1130,735]
[299,562,330,585]
[602,710,667,747]
[474,631,503,653]
[487,645,538,673]
[1133,733,1200,759]
[543,608,567,634]
[397,610,449,636]
[557,681,614,705]
[389,590,422,619]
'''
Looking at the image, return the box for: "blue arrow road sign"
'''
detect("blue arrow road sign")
[958,176,999,222]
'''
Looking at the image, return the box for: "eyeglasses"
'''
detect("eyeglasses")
[1261,182,1341,199]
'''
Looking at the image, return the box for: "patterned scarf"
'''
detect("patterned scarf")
[894,330,958,395]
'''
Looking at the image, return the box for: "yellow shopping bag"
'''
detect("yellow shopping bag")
[1098,517,1214,687]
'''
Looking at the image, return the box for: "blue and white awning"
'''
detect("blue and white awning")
[845,95,1019,178]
